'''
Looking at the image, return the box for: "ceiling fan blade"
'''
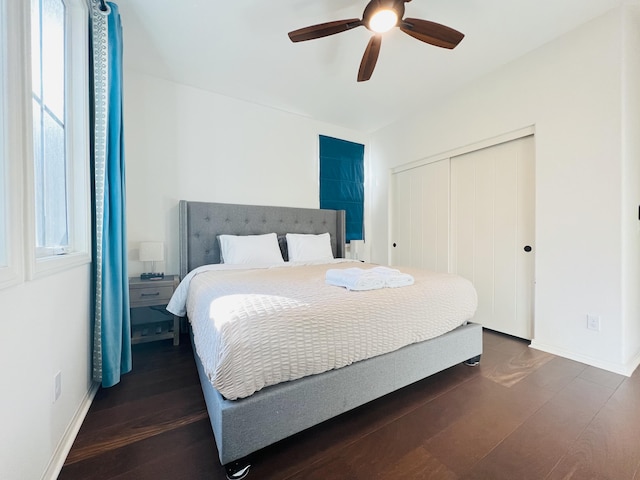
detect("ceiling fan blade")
[400,18,464,49]
[357,34,382,82]
[288,19,363,42]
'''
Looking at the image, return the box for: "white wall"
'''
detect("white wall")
[123,72,369,276]
[0,265,93,480]
[369,7,640,375]
[0,1,94,477]
[621,5,640,365]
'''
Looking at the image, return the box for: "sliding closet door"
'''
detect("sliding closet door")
[451,135,535,339]
[391,159,449,272]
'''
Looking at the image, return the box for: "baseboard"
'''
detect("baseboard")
[41,381,100,480]
[530,340,638,377]
[624,349,640,377]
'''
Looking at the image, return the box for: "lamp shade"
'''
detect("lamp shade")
[351,240,365,260]
[139,242,164,262]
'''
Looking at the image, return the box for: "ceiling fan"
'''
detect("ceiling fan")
[288,0,464,82]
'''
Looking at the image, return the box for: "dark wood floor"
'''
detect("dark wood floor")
[59,330,640,480]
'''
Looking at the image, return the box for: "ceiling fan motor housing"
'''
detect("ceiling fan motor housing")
[363,0,406,31]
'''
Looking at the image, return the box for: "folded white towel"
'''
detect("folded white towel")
[325,267,386,291]
[371,266,415,288]
[325,266,415,291]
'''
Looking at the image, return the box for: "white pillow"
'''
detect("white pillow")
[218,233,284,264]
[286,232,334,262]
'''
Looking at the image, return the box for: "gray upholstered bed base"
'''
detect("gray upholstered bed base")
[178,200,483,468]
[191,321,482,465]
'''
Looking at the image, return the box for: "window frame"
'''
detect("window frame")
[25,0,90,279]
[0,0,26,289]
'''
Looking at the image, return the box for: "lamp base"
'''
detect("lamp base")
[140,272,165,280]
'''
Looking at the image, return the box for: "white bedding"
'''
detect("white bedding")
[171,261,478,400]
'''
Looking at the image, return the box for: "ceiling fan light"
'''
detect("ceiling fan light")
[369,9,397,33]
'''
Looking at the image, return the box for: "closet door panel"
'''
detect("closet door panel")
[474,152,497,327]
[491,146,519,335]
[423,159,449,271]
[408,170,424,267]
[515,138,536,339]
[451,136,534,339]
[450,156,476,283]
[391,169,412,268]
[391,160,449,272]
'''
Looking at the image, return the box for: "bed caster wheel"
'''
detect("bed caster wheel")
[225,461,251,480]
[464,355,481,367]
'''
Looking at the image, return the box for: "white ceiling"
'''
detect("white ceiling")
[116,0,628,133]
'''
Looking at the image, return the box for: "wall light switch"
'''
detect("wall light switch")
[53,371,62,403]
[587,314,600,332]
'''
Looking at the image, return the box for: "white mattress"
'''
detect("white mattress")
[181,262,477,400]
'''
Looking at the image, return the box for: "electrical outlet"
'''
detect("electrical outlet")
[53,371,62,403]
[587,314,600,332]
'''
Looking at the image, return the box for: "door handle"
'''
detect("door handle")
[524,245,532,252]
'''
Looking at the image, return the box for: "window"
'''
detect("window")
[27,0,89,276]
[31,0,68,255]
[319,135,365,242]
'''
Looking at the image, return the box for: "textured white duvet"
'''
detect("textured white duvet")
[177,261,477,400]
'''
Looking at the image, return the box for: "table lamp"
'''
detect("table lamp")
[139,241,164,280]
[351,240,365,261]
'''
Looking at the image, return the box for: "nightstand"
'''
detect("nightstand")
[129,275,180,345]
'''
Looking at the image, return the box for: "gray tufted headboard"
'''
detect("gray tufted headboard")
[178,200,346,278]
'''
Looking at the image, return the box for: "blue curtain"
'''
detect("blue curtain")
[319,135,365,242]
[90,1,131,388]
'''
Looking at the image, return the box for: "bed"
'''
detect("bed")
[174,200,483,479]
